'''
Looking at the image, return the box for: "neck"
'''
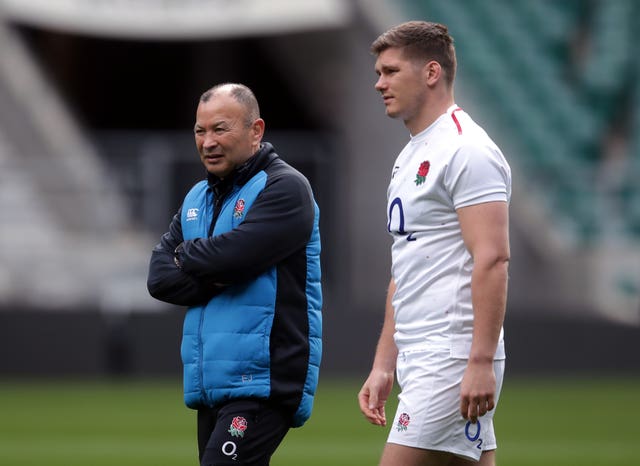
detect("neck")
[406,91,455,136]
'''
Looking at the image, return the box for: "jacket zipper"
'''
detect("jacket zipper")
[209,184,232,236]
[200,186,232,405]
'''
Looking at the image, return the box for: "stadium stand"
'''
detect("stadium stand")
[0,1,350,314]
[396,0,639,323]
[0,20,155,311]
[0,0,636,328]
[0,0,637,378]
[402,0,640,243]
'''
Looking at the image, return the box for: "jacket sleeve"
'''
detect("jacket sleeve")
[177,170,316,283]
[147,209,225,306]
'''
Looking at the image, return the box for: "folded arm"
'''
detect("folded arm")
[177,173,316,283]
[147,210,225,306]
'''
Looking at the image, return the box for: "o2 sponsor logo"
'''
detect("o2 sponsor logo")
[221,441,237,460]
[465,420,483,450]
[388,197,416,241]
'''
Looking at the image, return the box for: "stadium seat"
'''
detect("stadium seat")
[401,0,640,243]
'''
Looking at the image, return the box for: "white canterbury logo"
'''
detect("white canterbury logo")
[186,208,199,221]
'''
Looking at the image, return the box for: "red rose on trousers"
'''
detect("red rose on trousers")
[232,416,247,432]
[396,412,411,431]
[228,416,248,437]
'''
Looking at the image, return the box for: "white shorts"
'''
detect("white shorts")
[387,347,505,462]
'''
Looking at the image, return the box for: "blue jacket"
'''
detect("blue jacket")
[147,143,322,427]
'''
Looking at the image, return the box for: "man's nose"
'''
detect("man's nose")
[203,133,218,149]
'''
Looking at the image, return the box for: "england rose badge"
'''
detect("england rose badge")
[414,161,430,185]
[396,412,411,432]
[228,416,248,438]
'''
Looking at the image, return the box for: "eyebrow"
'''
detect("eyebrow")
[194,120,229,130]
[376,63,400,74]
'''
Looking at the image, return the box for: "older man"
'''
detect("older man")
[148,83,322,466]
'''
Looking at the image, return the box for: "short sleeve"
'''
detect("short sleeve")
[444,142,511,209]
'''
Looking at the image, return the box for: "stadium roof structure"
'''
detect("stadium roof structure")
[0,0,352,39]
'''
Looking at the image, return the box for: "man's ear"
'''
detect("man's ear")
[424,60,442,87]
[252,118,266,141]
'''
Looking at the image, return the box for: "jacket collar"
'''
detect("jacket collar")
[206,142,278,192]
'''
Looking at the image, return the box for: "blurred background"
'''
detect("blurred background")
[1,1,639,465]
[0,0,639,400]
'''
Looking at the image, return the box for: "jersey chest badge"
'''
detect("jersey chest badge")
[233,199,246,219]
[414,160,430,186]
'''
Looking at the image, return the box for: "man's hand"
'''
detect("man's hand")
[459,359,496,424]
[358,369,395,426]
[173,242,184,269]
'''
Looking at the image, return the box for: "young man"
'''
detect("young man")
[358,21,511,466]
[147,83,322,466]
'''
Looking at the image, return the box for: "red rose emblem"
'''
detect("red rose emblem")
[233,199,246,218]
[418,161,430,177]
[414,161,430,185]
[396,412,411,431]
[228,416,248,437]
[232,416,247,431]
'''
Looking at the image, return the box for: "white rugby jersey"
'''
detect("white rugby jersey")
[387,105,511,358]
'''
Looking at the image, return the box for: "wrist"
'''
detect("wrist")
[468,354,494,364]
[372,364,396,377]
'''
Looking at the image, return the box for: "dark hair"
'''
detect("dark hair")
[371,21,457,86]
[200,83,260,126]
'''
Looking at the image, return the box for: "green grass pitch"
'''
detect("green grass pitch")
[0,376,638,465]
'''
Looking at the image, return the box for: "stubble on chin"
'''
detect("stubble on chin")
[385,107,401,120]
